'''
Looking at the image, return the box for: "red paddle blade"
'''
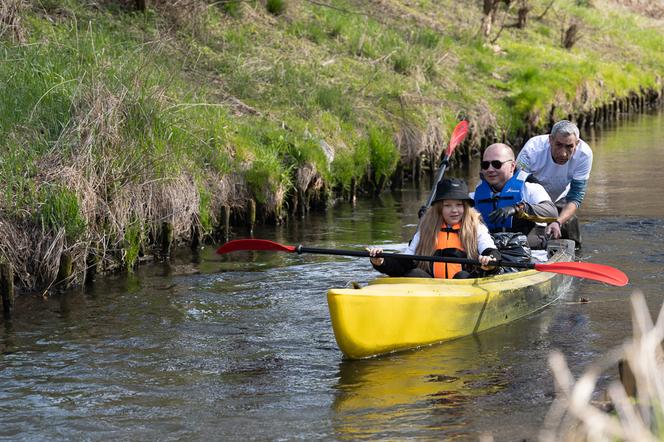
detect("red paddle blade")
[447,120,469,157]
[216,239,296,254]
[534,261,629,287]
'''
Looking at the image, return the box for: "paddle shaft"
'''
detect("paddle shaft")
[421,121,468,212]
[216,239,628,286]
[423,156,451,210]
[296,246,532,269]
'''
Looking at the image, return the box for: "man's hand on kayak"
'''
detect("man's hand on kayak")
[546,220,562,239]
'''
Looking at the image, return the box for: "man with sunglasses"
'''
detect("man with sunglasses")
[516,120,593,245]
[473,143,558,249]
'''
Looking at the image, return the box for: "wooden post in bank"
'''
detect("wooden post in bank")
[0,261,14,319]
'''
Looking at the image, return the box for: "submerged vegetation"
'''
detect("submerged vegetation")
[1,0,664,291]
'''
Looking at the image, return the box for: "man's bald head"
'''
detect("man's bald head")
[483,143,515,161]
[481,143,516,191]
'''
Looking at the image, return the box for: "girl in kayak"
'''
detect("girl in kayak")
[368,178,500,279]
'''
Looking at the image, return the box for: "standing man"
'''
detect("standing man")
[473,143,558,249]
[516,120,593,244]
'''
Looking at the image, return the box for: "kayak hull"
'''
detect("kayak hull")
[327,240,575,359]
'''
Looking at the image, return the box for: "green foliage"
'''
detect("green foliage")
[288,19,327,44]
[219,0,243,18]
[122,221,143,270]
[413,29,440,49]
[33,0,73,14]
[0,139,38,214]
[366,126,399,180]
[474,58,494,75]
[232,123,295,205]
[245,149,292,205]
[315,85,353,121]
[266,0,286,16]
[198,185,213,233]
[38,185,86,242]
[0,43,75,143]
[393,52,412,75]
[331,141,370,191]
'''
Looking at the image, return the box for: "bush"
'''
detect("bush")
[38,185,86,242]
[122,221,143,270]
[393,52,412,74]
[367,127,398,181]
[266,0,286,16]
[219,0,243,18]
[315,86,353,121]
[414,29,440,48]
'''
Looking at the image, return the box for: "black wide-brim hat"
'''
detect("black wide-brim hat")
[432,178,474,205]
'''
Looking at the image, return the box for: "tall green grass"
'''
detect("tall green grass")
[367,126,399,183]
[39,185,87,242]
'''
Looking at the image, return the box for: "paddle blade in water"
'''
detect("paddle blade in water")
[216,239,296,254]
[534,261,629,287]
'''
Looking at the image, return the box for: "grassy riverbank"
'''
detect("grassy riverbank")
[1,0,664,291]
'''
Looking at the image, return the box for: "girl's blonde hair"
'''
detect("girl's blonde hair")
[414,200,484,272]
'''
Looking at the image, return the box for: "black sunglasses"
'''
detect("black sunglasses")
[481,159,513,170]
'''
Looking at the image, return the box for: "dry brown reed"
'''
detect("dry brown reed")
[263,181,288,219]
[395,118,446,164]
[106,175,200,245]
[541,290,664,442]
[467,102,499,151]
[422,118,444,159]
[0,219,63,289]
[296,162,323,196]
[395,120,425,165]
[206,172,248,211]
[0,71,215,290]
[30,149,204,286]
[0,0,26,44]
[150,0,212,40]
[65,80,129,157]
[612,0,664,19]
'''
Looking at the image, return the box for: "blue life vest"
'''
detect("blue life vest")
[474,169,528,231]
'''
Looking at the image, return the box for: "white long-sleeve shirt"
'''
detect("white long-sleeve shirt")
[404,223,496,255]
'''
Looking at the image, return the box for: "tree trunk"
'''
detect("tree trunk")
[516,2,531,29]
[481,0,499,38]
[562,23,579,49]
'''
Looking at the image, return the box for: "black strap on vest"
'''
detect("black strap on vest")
[440,226,460,233]
[477,195,517,204]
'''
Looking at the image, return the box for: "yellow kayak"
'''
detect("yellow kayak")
[327,240,575,359]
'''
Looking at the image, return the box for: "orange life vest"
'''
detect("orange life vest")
[433,223,464,279]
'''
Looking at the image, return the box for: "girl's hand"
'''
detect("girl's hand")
[367,247,384,266]
[478,254,497,270]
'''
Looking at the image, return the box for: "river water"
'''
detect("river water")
[1,111,663,441]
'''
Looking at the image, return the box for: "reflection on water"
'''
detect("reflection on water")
[583,111,664,217]
[0,111,663,440]
[330,290,588,440]
[332,336,507,439]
